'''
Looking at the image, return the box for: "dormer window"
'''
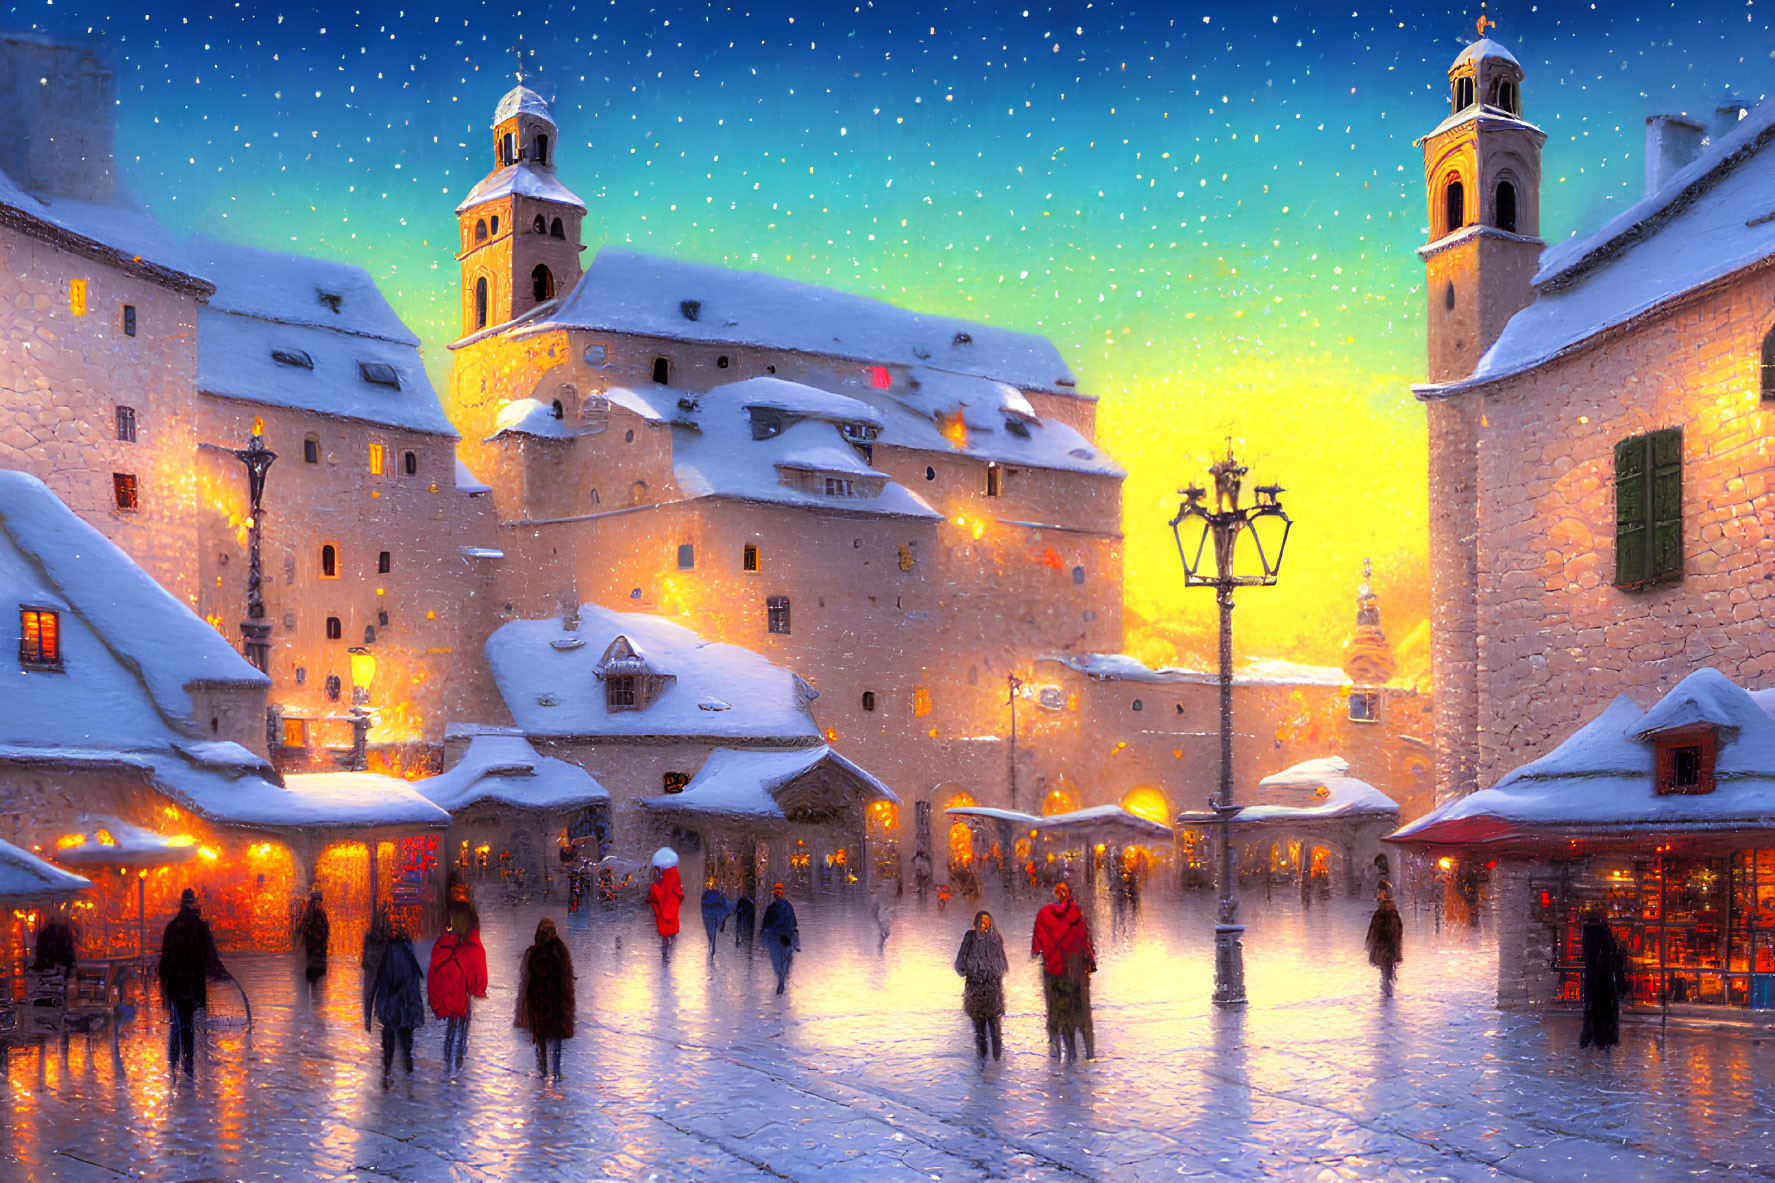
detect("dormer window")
[317,289,343,314]
[19,607,61,670]
[359,362,401,389]
[272,349,314,369]
[1655,726,1717,795]
[841,422,879,444]
[823,477,855,497]
[597,634,674,711]
[606,675,637,710]
[750,407,784,440]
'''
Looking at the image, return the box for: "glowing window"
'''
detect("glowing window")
[912,685,932,717]
[368,444,386,475]
[869,365,892,389]
[19,607,60,668]
[282,719,306,747]
[112,473,138,510]
[69,279,87,316]
[742,543,759,572]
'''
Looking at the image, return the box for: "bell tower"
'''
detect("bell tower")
[1419,18,1545,383]
[454,83,587,338]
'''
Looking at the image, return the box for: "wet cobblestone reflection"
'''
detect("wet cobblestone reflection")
[4,889,1772,1180]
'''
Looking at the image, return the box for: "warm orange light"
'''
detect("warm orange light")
[55,834,86,850]
[252,416,265,436]
[164,835,195,847]
[1438,857,1453,870]
[198,847,219,861]
[938,411,968,449]
[94,828,117,847]
[349,647,377,692]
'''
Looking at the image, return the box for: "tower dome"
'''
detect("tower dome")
[493,84,554,129]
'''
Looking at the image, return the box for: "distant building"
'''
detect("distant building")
[1416,28,1775,804]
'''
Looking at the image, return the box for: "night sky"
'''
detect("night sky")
[7,1,1767,667]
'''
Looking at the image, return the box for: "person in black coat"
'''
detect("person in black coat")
[365,919,426,1085]
[515,917,576,1081]
[759,884,799,994]
[158,889,227,1074]
[300,889,330,984]
[954,910,1008,1060]
[1579,910,1628,1050]
[732,894,757,947]
[1365,882,1404,998]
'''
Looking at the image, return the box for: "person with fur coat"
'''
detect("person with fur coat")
[515,916,576,1081]
[954,910,1008,1060]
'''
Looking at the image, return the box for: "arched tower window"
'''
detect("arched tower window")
[1444,178,1466,236]
[501,132,515,165]
[533,213,547,235]
[550,217,565,239]
[1493,78,1519,115]
[652,357,670,385]
[475,277,489,329]
[1761,323,1775,401]
[531,264,555,302]
[1444,281,1456,311]
[320,544,338,578]
[1453,77,1475,111]
[535,133,550,165]
[474,218,487,242]
[1496,181,1518,233]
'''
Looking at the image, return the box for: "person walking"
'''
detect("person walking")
[158,888,228,1075]
[515,917,576,1082]
[365,919,425,1086]
[733,893,756,947]
[648,848,685,962]
[760,883,799,994]
[700,884,734,955]
[361,905,393,1021]
[1579,909,1628,1050]
[1366,881,1404,997]
[299,889,331,985]
[428,909,488,1073]
[954,910,1008,1060]
[1031,882,1095,1061]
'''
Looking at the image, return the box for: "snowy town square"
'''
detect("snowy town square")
[12,0,1775,1180]
[9,889,1774,1183]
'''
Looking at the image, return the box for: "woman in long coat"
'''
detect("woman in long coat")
[760,883,800,994]
[954,910,1008,1060]
[1579,910,1628,1049]
[1031,881,1095,1061]
[365,920,425,1085]
[1365,881,1404,997]
[648,848,685,961]
[299,890,330,984]
[515,917,576,1081]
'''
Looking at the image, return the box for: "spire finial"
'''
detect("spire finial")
[513,43,527,86]
[1475,2,1496,40]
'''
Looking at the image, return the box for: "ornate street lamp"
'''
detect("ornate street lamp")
[343,646,378,772]
[1169,441,1292,1006]
[230,423,277,674]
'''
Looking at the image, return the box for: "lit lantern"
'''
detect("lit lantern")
[349,646,378,697]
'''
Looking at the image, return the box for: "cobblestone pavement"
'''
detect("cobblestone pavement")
[6,886,1775,1182]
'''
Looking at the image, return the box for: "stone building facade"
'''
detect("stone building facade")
[1416,29,1775,801]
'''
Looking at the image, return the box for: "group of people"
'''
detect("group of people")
[648,846,802,994]
[951,882,1099,1062]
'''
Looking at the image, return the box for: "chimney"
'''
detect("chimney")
[1645,114,1706,197]
[1714,96,1750,141]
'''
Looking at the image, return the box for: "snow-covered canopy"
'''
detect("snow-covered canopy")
[637,745,897,820]
[211,771,450,830]
[1390,669,1775,848]
[1235,757,1400,824]
[1033,804,1173,840]
[531,247,1079,394]
[455,164,585,215]
[189,240,456,436]
[1447,96,1775,389]
[420,733,608,813]
[0,470,266,734]
[487,604,822,741]
[490,398,576,440]
[946,806,1041,827]
[0,839,91,900]
[51,816,197,867]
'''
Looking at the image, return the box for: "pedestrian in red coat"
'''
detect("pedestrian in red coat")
[648,847,685,962]
[1031,881,1096,1061]
[428,911,488,1073]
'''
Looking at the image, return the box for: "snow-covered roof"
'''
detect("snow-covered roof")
[0,165,206,291]
[637,745,897,819]
[1045,653,1351,688]
[731,376,884,428]
[455,458,492,494]
[1236,758,1400,824]
[493,84,554,127]
[197,311,457,436]
[193,770,449,830]
[1033,804,1173,838]
[186,239,455,436]
[945,806,1041,827]
[872,369,1123,477]
[420,733,608,813]
[185,239,419,343]
[487,604,822,741]
[0,470,267,732]
[1451,37,1519,71]
[1451,96,1775,390]
[529,246,1079,394]
[490,397,575,440]
[655,384,942,520]
[1390,670,1775,847]
[0,839,91,899]
[455,163,585,215]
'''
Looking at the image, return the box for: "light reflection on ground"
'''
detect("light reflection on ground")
[3,887,1771,1180]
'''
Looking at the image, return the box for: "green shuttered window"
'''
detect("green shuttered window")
[1614,427,1682,588]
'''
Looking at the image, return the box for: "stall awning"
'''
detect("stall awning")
[0,838,93,900]
[1032,805,1172,841]
[419,733,609,813]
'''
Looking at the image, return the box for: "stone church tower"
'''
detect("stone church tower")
[455,84,587,336]
[1418,23,1545,805]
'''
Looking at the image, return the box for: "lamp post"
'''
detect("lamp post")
[1169,440,1292,1006]
[1006,672,1025,814]
[344,646,377,772]
[230,424,277,674]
